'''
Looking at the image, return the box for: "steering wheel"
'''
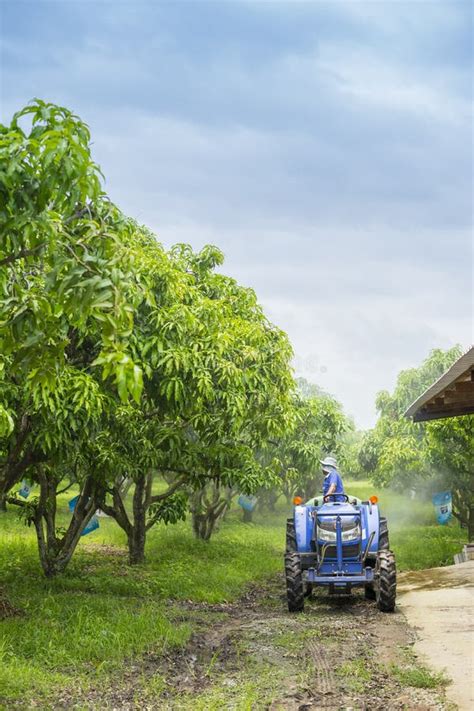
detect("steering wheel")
[324,494,349,503]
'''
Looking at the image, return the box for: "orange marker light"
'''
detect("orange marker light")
[369,495,379,504]
[293,496,303,505]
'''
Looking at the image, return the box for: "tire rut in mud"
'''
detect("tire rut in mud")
[54,576,451,710]
[306,640,338,709]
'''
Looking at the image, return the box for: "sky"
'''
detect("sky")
[1,0,472,428]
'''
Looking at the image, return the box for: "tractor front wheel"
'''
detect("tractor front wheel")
[285,552,304,612]
[375,550,396,612]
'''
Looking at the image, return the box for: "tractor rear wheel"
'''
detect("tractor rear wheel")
[286,518,297,552]
[379,516,389,550]
[375,550,396,612]
[285,552,304,612]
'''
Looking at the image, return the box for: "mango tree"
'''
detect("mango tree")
[0,100,145,510]
[361,347,473,540]
[427,416,474,540]
[1,100,296,572]
[360,347,462,488]
[264,389,348,505]
[97,242,295,557]
[0,100,153,574]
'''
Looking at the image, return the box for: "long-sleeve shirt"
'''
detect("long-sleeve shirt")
[322,469,345,502]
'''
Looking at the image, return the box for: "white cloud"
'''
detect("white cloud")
[316,43,471,125]
[1,0,471,428]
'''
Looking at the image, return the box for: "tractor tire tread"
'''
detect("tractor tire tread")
[284,552,304,613]
[376,549,397,612]
[379,516,390,550]
[286,518,297,553]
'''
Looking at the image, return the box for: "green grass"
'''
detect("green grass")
[337,658,372,692]
[391,664,450,689]
[0,498,287,706]
[0,479,466,706]
[389,647,451,690]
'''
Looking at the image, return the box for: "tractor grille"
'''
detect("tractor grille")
[321,543,360,559]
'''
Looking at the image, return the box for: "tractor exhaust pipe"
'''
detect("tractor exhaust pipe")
[362,531,375,564]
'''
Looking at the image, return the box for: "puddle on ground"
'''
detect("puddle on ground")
[398,564,474,594]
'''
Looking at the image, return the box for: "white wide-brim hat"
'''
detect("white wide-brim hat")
[320,456,337,469]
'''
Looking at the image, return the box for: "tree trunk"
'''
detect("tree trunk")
[126,472,150,564]
[99,472,150,565]
[128,526,146,565]
[242,508,253,523]
[264,490,279,512]
[8,470,100,577]
[190,484,231,541]
[99,471,186,565]
[0,495,6,513]
[468,505,474,543]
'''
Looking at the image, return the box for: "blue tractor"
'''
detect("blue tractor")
[285,493,396,612]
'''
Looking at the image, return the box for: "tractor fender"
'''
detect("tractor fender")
[294,505,315,552]
[361,503,380,555]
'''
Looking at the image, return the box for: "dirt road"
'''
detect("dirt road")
[64,575,452,710]
[399,561,473,711]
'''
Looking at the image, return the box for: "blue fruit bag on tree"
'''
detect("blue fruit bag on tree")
[81,515,99,537]
[18,481,32,499]
[432,491,452,525]
[68,495,79,512]
[238,494,258,512]
[68,496,100,536]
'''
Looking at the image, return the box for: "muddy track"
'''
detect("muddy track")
[57,575,450,710]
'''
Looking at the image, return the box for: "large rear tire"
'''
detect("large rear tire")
[379,516,389,550]
[285,552,304,612]
[375,550,396,612]
[286,518,297,552]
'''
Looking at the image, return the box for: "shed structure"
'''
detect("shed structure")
[404,346,474,422]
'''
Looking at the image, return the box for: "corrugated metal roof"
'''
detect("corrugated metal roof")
[404,345,474,421]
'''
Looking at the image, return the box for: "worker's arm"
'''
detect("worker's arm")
[324,482,336,501]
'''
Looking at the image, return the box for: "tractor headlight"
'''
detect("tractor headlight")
[341,524,361,542]
[317,521,360,542]
[317,527,336,542]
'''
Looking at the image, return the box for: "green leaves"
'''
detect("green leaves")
[0,405,14,437]
[92,350,143,404]
[363,347,463,488]
[148,491,188,526]
[260,382,351,501]
[1,100,298,559]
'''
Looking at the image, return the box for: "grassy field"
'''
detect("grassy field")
[0,481,466,708]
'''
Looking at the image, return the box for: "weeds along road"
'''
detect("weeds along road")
[53,575,451,710]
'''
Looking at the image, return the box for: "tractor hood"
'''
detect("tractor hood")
[318,502,357,515]
[316,502,359,528]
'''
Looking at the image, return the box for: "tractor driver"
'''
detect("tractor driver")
[320,456,345,503]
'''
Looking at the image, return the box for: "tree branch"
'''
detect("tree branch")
[150,475,187,504]
[0,244,45,267]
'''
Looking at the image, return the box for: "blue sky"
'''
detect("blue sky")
[1,0,472,427]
